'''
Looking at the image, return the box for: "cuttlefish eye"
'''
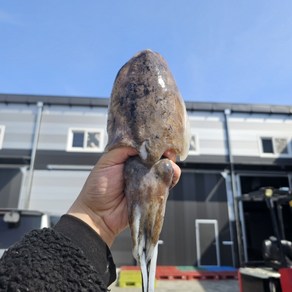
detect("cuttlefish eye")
[154,159,174,186]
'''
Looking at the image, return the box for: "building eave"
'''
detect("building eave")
[1,93,292,115]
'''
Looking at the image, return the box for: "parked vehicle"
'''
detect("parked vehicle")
[0,209,59,258]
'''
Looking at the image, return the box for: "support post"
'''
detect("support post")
[224,108,244,267]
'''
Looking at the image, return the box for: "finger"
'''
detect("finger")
[163,149,177,162]
[169,160,181,188]
[99,147,138,167]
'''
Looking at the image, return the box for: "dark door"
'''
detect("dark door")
[0,168,23,208]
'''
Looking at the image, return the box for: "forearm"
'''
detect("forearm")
[0,216,116,291]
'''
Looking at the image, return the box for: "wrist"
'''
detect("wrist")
[67,200,115,247]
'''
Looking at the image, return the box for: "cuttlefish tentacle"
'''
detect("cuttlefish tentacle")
[124,157,173,292]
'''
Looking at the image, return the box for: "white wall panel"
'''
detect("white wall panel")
[1,101,292,159]
[29,170,90,214]
[188,112,227,155]
[38,105,108,150]
[229,114,292,157]
[0,104,36,149]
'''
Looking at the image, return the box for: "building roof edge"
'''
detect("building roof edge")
[0,93,291,114]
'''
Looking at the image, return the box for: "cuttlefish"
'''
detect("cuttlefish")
[105,49,189,292]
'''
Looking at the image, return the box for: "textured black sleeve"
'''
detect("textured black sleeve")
[0,215,117,292]
[54,214,116,286]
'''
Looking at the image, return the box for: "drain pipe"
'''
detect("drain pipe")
[224,109,244,267]
[24,101,43,209]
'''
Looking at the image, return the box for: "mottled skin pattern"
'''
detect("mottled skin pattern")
[105,50,189,292]
[106,50,189,164]
[124,157,173,261]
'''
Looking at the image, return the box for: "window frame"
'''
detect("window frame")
[0,125,5,149]
[66,128,104,152]
[188,133,199,155]
[259,136,290,157]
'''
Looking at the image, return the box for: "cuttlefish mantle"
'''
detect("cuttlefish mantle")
[106,49,190,164]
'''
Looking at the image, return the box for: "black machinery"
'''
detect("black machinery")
[237,187,292,292]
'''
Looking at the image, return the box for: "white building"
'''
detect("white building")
[1,93,292,267]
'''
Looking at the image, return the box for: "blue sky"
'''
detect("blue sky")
[1,1,292,105]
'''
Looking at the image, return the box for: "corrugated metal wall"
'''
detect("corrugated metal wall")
[0,103,36,149]
[229,113,292,157]
[158,171,233,266]
[1,96,292,266]
[38,106,108,151]
[189,111,227,156]
[28,170,90,214]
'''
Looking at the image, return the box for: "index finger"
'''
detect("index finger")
[99,147,138,167]
[169,160,181,188]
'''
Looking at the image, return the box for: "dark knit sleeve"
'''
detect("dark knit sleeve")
[0,215,116,292]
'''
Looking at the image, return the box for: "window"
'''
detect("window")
[72,131,84,148]
[274,138,289,154]
[261,138,273,154]
[189,134,199,154]
[67,128,104,152]
[0,126,5,149]
[260,137,289,156]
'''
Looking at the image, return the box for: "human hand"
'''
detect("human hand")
[68,147,181,247]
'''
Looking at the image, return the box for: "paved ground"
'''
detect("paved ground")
[109,279,240,292]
